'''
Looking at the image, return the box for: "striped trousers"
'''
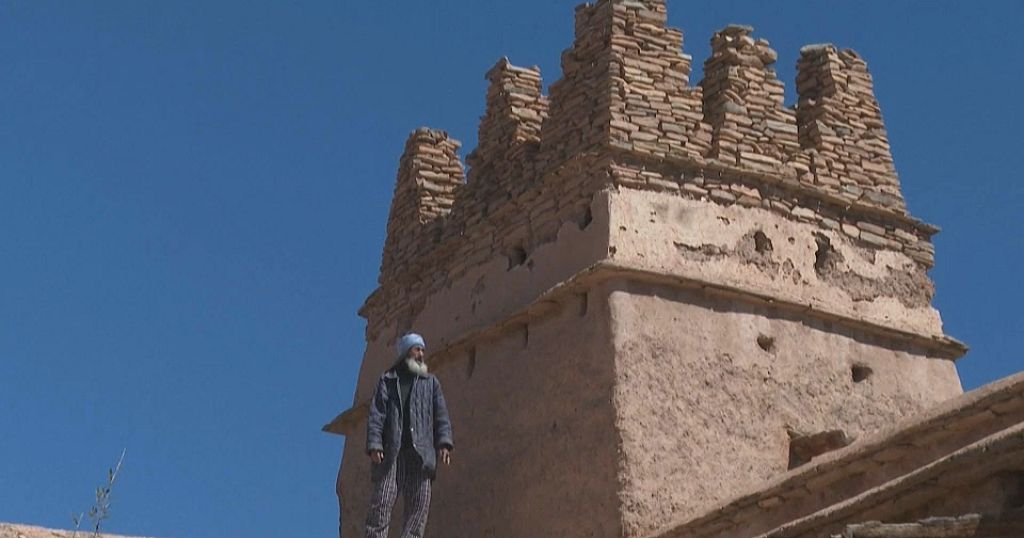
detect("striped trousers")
[365,446,432,538]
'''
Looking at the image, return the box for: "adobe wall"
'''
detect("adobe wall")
[348,184,610,405]
[338,183,615,537]
[362,0,946,364]
[607,188,944,338]
[607,281,962,537]
[330,1,972,536]
[338,284,623,538]
[643,373,1024,538]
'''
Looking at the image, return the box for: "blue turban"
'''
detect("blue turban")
[396,333,426,359]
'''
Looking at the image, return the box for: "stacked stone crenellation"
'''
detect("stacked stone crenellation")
[379,128,464,282]
[466,58,548,203]
[794,44,904,211]
[701,25,799,168]
[368,0,938,339]
[604,0,712,160]
[537,3,617,168]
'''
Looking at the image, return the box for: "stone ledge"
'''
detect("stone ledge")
[842,509,1024,538]
[753,423,1024,538]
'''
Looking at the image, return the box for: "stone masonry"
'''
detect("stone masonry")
[702,25,798,168]
[325,2,1005,538]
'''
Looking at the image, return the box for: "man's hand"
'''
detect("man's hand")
[369,450,384,464]
[439,447,451,466]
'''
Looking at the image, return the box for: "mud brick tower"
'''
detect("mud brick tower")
[324,3,1024,538]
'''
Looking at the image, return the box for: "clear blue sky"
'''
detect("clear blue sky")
[0,1,1020,537]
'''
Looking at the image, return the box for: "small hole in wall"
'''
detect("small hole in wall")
[787,428,852,469]
[757,334,775,353]
[754,231,773,254]
[577,206,594,230]
[851,364,873,383]
[1004,471,1024,509]
[507,246,528,270]
[609,246,617,256]
[814,233,834,273]
[522,324,530,348]
[466,347,477,380]
[578,292,589,317]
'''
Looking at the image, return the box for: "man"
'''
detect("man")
[364,332,453,538]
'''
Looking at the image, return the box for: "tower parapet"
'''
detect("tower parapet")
[332,3,967,537]
[795,44,903,210]
[603,0,711,160]
[466,58,548,201]
[379,128,464,282]
[537,2,616,166]
[540,0,712,169]
[702,25,799,167]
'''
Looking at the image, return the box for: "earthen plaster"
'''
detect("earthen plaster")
[607,189,944,338]
[326,1,992,537]
[337,288,623,538]
[606,281,961,537]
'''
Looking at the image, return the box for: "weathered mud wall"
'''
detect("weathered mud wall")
[607,188,945,337]
[338,288,622,538]
[607,282,962,537]
[329,1,972,537]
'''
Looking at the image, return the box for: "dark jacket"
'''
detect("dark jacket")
[366,367,453,481]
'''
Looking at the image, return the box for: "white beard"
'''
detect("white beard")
[405,357,429,376]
